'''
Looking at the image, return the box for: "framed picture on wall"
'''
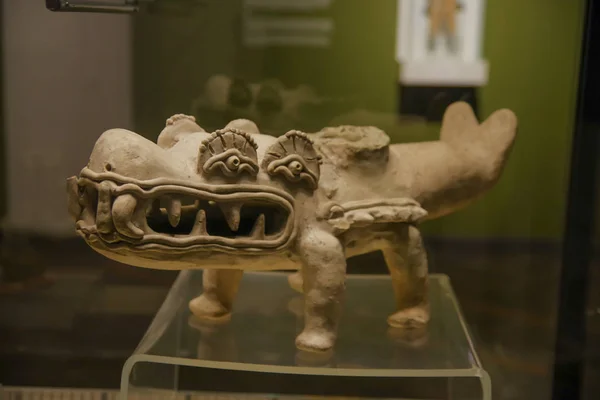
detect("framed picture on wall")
[396,0,489,86]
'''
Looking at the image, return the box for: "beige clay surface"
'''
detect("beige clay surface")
[67,102,517,352]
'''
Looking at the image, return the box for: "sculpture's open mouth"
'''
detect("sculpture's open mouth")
[69,169,296,253]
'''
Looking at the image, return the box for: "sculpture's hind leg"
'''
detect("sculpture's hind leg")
[382,225,430,328]
[189,269,243,322]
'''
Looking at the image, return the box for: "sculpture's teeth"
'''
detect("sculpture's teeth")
[190,209,208,235]
[66,177,82,221]
[79,186,97,227]
[219,202,241,232]
[134,199,152,233]
[96,181,114,234]
[112,194,144,239]
[99,232,120,243]
[167,197,182,227]
[146,198,161,217]
[250,214,265,239]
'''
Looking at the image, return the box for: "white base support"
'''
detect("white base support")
[400,58,489,87]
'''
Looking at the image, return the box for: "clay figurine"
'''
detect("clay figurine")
[427,0,461,53]
[67,102,517,352]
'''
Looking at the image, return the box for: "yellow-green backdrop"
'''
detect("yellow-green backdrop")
[423,0,586,239]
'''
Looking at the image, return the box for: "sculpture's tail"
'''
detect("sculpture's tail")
[394,102,518,220]
[440,102,517,182]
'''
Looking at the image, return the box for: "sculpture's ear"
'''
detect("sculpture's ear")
[262,130,321,190]
[158,114,204,149]
[224,119,260,134]
[439,101,479,144]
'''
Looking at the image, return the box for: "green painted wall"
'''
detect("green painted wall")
[422,0,586,239]
[133,0,586,240]
[326,0,586,240]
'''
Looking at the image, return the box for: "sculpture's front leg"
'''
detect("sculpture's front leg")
[296,228,346,352]
[189,269,244,322]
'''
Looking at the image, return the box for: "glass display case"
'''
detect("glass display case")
[0,1,598,400]
[124,272,491,399]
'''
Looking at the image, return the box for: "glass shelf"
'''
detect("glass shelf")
[121,271,490,400]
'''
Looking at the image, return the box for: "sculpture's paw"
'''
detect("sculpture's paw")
[387,305,430,329]
[295,329,335,353]
[189,294,231,323]
[387,325,429,348]
[295,347,334,367]
[288,271,304,293]
[166,113,196,126]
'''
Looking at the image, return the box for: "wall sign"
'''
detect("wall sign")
[243,0,334,48]
[396,0,488,86]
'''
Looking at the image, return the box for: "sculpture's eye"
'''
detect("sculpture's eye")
[266,154,312,183]
[262,130,321,190]
[199,128,259,178]
[288,160,303,175]
[226,155,241,170]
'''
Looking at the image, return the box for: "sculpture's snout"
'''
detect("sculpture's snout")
[68,171,296,253]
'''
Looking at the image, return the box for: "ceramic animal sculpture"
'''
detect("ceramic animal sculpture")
[67,102,517,352]
[428,0,460,53]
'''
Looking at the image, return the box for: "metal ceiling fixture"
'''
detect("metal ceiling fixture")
[45,0,141,13]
